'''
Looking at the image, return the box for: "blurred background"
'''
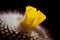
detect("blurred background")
[0,0,57,40]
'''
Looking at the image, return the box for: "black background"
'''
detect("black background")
[0,0,58,40]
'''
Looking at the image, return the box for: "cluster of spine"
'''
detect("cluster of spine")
[0,19,42,40]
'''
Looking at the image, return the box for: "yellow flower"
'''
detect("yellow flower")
[21,6,46,30]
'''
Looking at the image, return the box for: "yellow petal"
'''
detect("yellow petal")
[21,6,46,30]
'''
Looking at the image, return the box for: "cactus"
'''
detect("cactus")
[0,6,51,40]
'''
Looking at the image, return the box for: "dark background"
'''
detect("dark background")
[0,0,58,40]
